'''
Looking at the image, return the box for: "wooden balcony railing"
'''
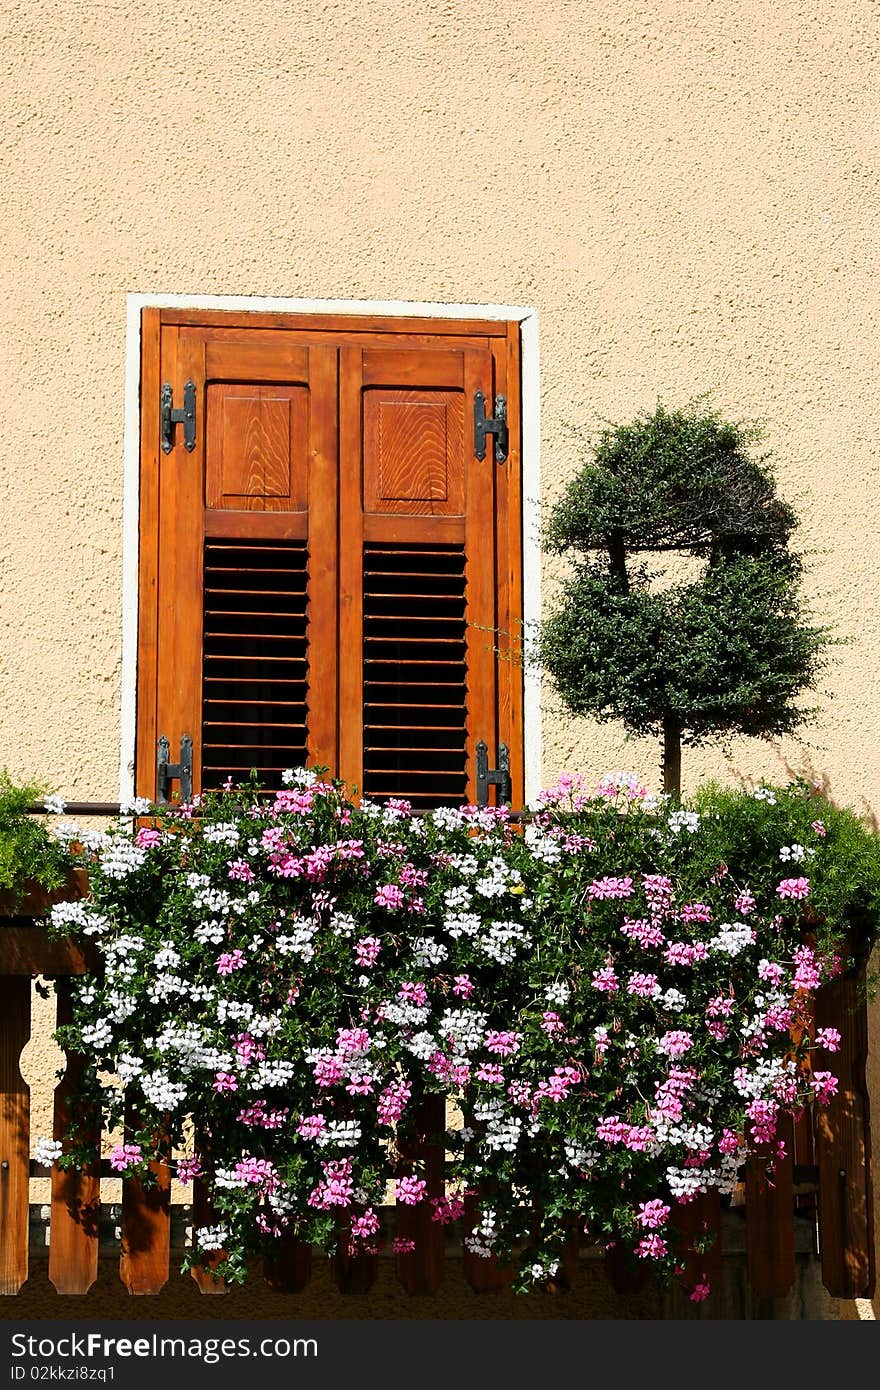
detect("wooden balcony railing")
[0,885,874,1302]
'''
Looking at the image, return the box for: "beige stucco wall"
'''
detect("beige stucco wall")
[2,0,880,1318]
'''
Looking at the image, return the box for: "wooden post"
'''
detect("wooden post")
[119,1108,171,1295]
[745,1116,796,1298]
[814,968,875,1297]
[395,1094,446,1294]
[0,975,31,1294]
[49,977,101,1294]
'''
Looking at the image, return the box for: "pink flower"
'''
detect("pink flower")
[657,1030,693,1059]
[399,981,428,1006]
[636,1234,667,1259]
[485,1030,521,1056]
[109,1143,142,1172]
[345,1072,374,1096]
[452,974,474,998]
[176,1156,202,1183]
[431,1195,466,1224]
[718,1129,740,1156]
[811,820,826,837]
[792,945,821,991]
[633,1195,670,1228]
[588,876,634,900]
[627,972,660,999]
[377,1080,411,1125]
[777,877,810,901]
[355,936,381,967]
[297,1114,327,1140]
[213,1071,238,1093]
[810,1071,839,1104]
[215,949,246,976]
[596,1115,628,1144]
[313,1054,345,1087]
[621,918,665,948]
[395,1176,428,1206]
[706,1020,728,1041]
[475,1062,505,1083]
[134,827,162,849]
[734,890,756,915]
[351,1209,381,1239]
[392,1237,416,1253]
[815,1027,841,1053]
[680,903,712,924]
[747,1098,778,1143]
[227,859,255,883]
[591,965,619,993]
[758,958,784,985]
[375,884,405,909]
[337,1027,370,1054]
[689,1282,711,1302]
[540,1010,565,1035]
[308,1158,354,1210]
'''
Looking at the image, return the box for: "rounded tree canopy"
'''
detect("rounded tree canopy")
[541,402,830,751]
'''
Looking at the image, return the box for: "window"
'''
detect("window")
[134,308,524,808]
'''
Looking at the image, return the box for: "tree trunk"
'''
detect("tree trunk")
[662,715,682,796]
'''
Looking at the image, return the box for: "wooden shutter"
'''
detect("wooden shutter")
[136,311,522,808]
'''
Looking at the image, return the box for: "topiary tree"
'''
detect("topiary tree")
[540,401,831,794]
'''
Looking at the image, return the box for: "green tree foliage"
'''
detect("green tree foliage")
[541,403,830,791]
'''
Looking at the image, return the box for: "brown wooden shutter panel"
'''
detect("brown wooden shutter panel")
[137,313,522,808]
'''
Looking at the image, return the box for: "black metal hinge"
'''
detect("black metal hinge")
[156,734,193,804]
[160,380,197,454]
[473,391,508,463]
[476,740,511,807]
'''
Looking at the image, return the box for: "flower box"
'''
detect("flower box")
[0,869,96,975]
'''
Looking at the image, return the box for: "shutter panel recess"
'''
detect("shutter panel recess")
[201,539,308,790]
[137,312,522,809]
[362,543,467,808]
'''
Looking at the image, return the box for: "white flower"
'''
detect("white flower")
[545,981,571,1006]
[140,1070,188,1111]
[660,988,686,1013]
[119,795,153,815]
[42,793,66,815]
[444,912,481,939]
[444,885,473,912]
[317,1120,362,1149]
[34,1137,62,1166]
[752,787,777,804]
[668,809,700,835]
[404,1031,437,1060]
[99,839,147,880]
[282,767,317,787]
[709,922,756,957]
[410,936,448,967]
[196,1224,228,1251]
[203,822,241,846]
[779,843,806,863]
[524,823,563,864]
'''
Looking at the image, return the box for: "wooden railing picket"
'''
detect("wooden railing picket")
[49,976,100,1294]
[394,1093,446,1294]
[119,1110,171,1295]
[814,967,875,1297]
[0,972,32,1294]
[332,1223,378,1294]
[745,1114,796,1298]
[189,1175,228,1295]
[462,1193,513,1292]
[263,1230,313,1293]
[673,1190,723,1297]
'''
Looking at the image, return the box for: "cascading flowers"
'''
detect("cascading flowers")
[44,769,880,1297]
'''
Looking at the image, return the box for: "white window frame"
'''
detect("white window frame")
[121,294,541,803]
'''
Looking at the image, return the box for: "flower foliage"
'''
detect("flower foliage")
[47,771,880,1295]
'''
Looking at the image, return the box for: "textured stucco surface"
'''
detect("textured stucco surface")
[2,0,880,1318]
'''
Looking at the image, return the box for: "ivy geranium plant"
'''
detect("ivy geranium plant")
[44,769,880,1298]
[0,771,76,913]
